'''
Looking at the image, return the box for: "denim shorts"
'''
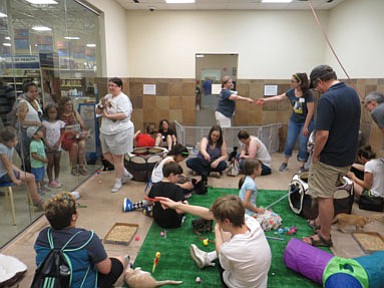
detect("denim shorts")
[0,170,20,183]
[31,166,45,182]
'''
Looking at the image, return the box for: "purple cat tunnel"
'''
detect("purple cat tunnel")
[284,238,334,285]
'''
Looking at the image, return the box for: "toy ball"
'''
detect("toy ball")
[160,231,165,237]
[278,228,284,234]
[156,252,161,258]
[203,239,209,246]
[195,276,201,283]
[284,227,290,232]
[98,180,102,184]
[135,235,140,241]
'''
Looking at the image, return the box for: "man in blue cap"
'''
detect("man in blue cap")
[303,65,360,247]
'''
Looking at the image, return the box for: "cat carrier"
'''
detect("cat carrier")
[288,171,354,220]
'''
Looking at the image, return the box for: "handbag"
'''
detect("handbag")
[359,193,384,212]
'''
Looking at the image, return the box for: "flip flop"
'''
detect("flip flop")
[307,219,321,232]
[303,233,333,247]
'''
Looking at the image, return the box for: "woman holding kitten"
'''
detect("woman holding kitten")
[95,77,134,193]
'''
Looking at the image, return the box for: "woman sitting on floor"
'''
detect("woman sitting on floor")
[347,145,384,200]
[155,119,177,150]
[186,125,228,182]
[151,143,193,197]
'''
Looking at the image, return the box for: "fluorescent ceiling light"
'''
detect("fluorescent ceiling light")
[0,12,7,17]
[25,0,58,4]
[165,0,195,3]
[86,43,96,47]
[3,43,11,47]
[261,0,293,3]
[32,26,52,31]
[4,36,11,40]
[64,36,80,40]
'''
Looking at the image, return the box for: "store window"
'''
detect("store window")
[0,0,103,248]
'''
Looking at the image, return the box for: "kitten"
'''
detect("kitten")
[333,213,375,233]
[124,267,182,288]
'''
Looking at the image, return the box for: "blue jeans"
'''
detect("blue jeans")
[284,119,314,162]
[186,157,227,176]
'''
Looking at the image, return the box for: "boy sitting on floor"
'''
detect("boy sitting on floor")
[123,162,188,229]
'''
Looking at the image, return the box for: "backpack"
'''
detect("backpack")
[31,229,94,288]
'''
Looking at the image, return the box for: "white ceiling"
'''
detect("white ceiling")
[115,0,345,11]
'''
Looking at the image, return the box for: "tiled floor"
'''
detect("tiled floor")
[1,152,383,287]
[0,149,100,248]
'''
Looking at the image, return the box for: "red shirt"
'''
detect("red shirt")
[135,133,155,147]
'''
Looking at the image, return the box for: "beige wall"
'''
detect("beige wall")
[326,0,384,78]
[88,0,384,154]
[124,10,326,79]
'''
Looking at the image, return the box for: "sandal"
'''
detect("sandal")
[71,167,79,176]
[307,219,321,232]
[303,233,333,247]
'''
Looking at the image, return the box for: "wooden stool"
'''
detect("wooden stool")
[0,182,16,225]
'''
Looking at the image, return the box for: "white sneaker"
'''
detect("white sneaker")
[190,244,215,269]
[111,181,122,193]
[122,172,133,184]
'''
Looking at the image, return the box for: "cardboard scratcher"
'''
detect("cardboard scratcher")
[104,223,139,246]
[352,232,384,253]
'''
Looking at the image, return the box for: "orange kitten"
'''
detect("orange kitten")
[333,213,375,233]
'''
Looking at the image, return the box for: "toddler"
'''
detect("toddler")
[28,126,49,194]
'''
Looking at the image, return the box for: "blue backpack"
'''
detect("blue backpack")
[31,229,94,288]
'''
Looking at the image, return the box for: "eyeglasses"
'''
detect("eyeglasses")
[108,83,118,88]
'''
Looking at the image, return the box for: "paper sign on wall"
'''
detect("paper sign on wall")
[143,84,156,95]
[264,85,278,97]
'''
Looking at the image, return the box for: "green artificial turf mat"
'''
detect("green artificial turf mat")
[131,188,330,287]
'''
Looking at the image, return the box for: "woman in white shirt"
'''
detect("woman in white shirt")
[347,145,384,198]
[96,77,134,193]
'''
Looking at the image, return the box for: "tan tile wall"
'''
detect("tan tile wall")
[95,77,384,156]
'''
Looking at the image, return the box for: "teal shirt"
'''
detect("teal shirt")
[30,139,46,168]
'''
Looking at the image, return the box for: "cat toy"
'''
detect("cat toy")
[278,226,297,235]
[152,252,161,273]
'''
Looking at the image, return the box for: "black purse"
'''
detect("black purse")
[359,194,384,212]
